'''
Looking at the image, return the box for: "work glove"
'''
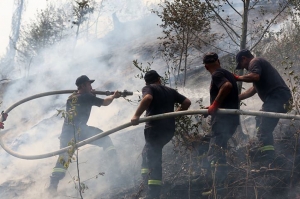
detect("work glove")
[0,122,4,129]
[208,100,220,115]
[232,74,239,81]
[1,111,8,121]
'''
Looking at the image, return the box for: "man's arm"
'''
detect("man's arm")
[102,91,121,106]
[235,73,260,82]
[215,81,232,103]
[131,94,153,125]
[208,81,232,115]
[239,86,257,100]
[176,98,191,111]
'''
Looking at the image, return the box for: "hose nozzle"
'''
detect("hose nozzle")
[121,90,133,97]
[105,90,133,97]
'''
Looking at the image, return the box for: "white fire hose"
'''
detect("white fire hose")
[0,90,299,160]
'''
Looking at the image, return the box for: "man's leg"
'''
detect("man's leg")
[253,113,277,166]
[253,94,289,166]
[48,154,68,192]
[80,125,120,186]
[206,123,237,196]
[141,144,150,193]
[48,132,73,193]
[144,127,173,199]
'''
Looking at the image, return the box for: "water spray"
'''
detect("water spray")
[0,90,299,160]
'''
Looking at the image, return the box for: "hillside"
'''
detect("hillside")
[0,5,299,199]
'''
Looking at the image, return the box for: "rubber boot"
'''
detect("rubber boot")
[191,155,209,185]
[202,161,227,198]
[259,150,275,169]
[46,176,59,196]
[249,144,275,169]
[142,173,149,192]
[136,173,149,199]
[214,164,228,197]
[146,185,161,199]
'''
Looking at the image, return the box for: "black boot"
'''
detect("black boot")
[146,185,161,199]
[259,150,275,169]
[46,176,59,196]
[249,145,275,171]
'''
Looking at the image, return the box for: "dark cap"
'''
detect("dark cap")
[75,75,95,86]
[203,52,218,64]
[236,49,253,69]
[144,70,161,84]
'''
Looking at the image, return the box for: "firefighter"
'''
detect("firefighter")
[234,49,292,168]
[131,70,191,199]
[47,75,121,193]
[202,52,239,196]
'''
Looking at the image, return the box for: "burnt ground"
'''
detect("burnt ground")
[105,119,300,199]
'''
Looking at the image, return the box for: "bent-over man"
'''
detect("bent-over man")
[234,49,291,168]
[131,70,191,199]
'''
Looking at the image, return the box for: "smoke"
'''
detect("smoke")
[0,0,288,198]
[0,1,167,198]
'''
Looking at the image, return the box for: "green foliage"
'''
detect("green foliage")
[282,60,300,113]
[72,0,95,27]
[153,0,214,86]
[17,3,70,61]
[173,99,210,152]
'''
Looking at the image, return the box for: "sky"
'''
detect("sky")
[0,1,14,57]
[0,0,50,57]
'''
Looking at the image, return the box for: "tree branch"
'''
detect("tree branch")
[205,0,240,38]
[193,33,236,55]
[251,2,289,50]
[215,18,240,46]
[225,0,242,17]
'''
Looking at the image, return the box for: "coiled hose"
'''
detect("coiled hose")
[0,90,299,160]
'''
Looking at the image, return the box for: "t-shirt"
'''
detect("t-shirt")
[210,68,239,125]
[249,58,290,102]
[142,84,187,131]
[64,92,104,126]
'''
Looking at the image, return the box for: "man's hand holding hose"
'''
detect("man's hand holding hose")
[208,100,220,115]
[0,111,8,129]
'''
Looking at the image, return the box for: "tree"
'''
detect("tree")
[0,0,25,79]
[201,0,295,140]
[204,0,292,78]
[154,0,215,86]
[71,0,95,50]
[17,3,71,75]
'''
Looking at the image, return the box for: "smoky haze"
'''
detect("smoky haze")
[0,1,210,198]
[0,1,166,198]
[0,0,289,198]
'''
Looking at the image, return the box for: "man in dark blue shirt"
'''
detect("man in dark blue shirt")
[131,70,191,199]
[47,75,121,194]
